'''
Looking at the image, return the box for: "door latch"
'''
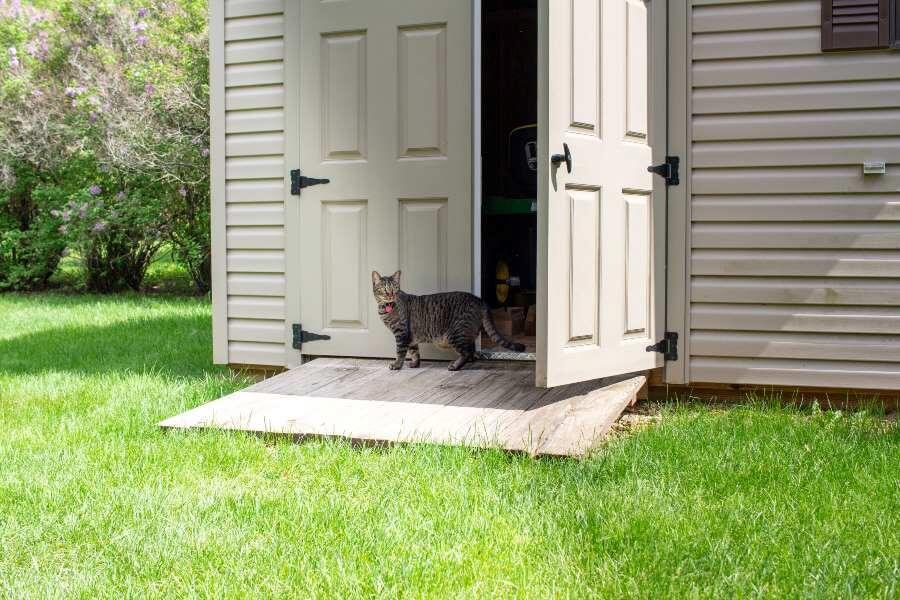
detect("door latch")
[551,143,572,173]
[290,169,330,195]
[646,331,678,362]
[647,156,679,186]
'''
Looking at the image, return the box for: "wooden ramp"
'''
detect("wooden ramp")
[160,358,645,457]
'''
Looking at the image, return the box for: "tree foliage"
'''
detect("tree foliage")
[0,0,210,292]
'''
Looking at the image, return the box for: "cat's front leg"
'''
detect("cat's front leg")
[390,333,410,370]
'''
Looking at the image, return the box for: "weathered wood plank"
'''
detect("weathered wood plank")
[160,358,643,457]
[530,378,643,456]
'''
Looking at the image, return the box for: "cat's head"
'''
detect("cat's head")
[371,270,401,304]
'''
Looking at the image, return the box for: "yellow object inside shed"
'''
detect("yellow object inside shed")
[495,259,509,304]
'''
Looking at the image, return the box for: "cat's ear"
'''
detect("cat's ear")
[391,270,401,283]
[371,270,381,284]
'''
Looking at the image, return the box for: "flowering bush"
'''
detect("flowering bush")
[0,0,210,292]
[48,159,167,291]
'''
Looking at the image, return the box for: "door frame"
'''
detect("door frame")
[285,0,688,376]
[284,0,303,369]
[664,0,690,384]
[472,0,483,301]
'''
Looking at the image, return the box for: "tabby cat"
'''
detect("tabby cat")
[372,270,526,371]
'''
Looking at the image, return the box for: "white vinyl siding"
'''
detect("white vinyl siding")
[212,0,289,367]
[687,0,900,389]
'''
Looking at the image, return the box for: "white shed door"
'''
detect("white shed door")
[536,0,667,387]
[298,0,471,358]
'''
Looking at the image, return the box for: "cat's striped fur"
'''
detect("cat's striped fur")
[372,270,526,371]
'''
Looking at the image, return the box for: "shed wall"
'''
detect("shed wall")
[210,0,900,389]
[212,0,290,366]
[687,0,900,389]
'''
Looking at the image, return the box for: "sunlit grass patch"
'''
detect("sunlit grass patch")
[0,293,897,598]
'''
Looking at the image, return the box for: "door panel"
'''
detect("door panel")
[299,0,470,358]
[537,0,666,387]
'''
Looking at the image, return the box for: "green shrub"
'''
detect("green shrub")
[0,0,210,293]
[52,164,167,293]
[0,220,67,291]
[0,165,67,291]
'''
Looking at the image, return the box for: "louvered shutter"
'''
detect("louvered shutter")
[822,0,890,50]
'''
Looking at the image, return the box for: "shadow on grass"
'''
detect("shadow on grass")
[0,312,220,378]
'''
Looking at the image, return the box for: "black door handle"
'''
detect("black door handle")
[551,143,572,174]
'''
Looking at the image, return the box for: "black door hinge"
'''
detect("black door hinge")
[646,331,678,362]
[290,169,330,195]
[292,324,331,350]
[647,156,679,186]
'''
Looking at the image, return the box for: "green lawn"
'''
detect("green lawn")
[0,294,897,598]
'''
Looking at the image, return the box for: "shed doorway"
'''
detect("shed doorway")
[477,0,539,357]
[290,0,668,388]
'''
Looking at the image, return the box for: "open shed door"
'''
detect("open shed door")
[536,0,667,387]
[297,0,471,358]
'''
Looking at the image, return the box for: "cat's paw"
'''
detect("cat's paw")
[389,361,403,370]
[407,359,420,368]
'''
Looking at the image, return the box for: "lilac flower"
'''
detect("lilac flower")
[31,89,42,97]
[91,221,107,233]
[38,33,48,60]
[7,47,18,68]
[79,203,88,218]
[99,164,109,173]
[50,209,61,217]
[201,147,210,158]
[136,35,148,46]
[144,83,155,95]
[65,87,76,98]
[178,186,188,197]
[24,33,48,61]
[26,4,45,25]
[130,21,148,33]
[61,209,71,222]
[89,185,102,196]
[89,111,98,122]
[58,224,67,234]
[116,191,125,200]
[138,7,149,17]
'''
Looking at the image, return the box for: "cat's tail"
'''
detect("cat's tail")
[481,304,527,352]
